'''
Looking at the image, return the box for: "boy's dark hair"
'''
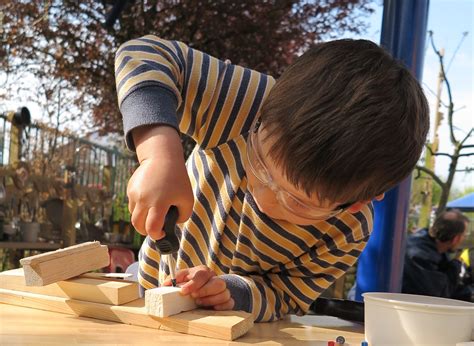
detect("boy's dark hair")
[429,209,469,242]
[260,39,430,203]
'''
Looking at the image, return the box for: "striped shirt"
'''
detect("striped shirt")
[115,35,373,322]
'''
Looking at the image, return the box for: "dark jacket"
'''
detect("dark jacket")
[402,229,471,301]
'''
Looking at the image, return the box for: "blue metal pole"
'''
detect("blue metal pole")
[355,0,430,300]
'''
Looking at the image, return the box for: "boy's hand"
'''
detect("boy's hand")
[163,265,235,311]
[128,125,194,240]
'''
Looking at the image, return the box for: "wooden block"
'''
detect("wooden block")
[19,241,104,266]
[0,268,139,305]
[145,286,197,317]
[19,241,110,286]
[0,289,253,341]
[58,278,139,305]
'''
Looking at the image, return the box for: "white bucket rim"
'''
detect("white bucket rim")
[363,292,474,312]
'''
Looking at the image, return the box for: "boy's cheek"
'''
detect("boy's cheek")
[249,185,278,209]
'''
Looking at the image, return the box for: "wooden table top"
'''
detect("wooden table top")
[0,303,366,345]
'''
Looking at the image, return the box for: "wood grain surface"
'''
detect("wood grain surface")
[0,303,366,345]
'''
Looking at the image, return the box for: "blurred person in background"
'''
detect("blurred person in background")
[402,209,473,302]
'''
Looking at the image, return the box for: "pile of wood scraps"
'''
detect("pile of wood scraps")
[0,241,254,341]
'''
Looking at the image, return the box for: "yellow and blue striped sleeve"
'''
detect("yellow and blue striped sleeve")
[115,35,274,150]
[137,237,160,293]
[137,235,176,294]
[227,234,369,322]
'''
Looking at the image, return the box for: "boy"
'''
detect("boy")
[115,35,429,322]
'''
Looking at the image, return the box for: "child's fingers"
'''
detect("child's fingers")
[181,269,215,295]
[174,268,191,283]
[162,268,189,286]
[163,266,216,291]
[182,266,216,284]
[191,277,226,298]
[145,206,167,240]
[128,199,136,215]
[176,200,194,224]
[195,289,231,307]
[130,206,148,235]
[213,298,234,311]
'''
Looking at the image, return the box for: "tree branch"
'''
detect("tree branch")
[433,152,453,158]
[424,143,453,158]
[457,153,474,158]
[415,165,445,189]
[460,128,473,147]
[429,31,456,144]
[425,143,435,156]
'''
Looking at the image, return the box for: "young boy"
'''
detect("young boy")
[115,35,429,322]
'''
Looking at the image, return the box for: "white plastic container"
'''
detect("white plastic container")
[363,292,474,346]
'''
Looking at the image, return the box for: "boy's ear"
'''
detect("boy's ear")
[374,193,385,201]
[347,194,385,213]
[347,202,367,213]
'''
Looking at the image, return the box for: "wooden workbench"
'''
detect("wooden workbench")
[0,303,366,345]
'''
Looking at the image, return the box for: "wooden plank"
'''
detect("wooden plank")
[19,241,110,286]
[19,241,102,265]
[0,289,253,341]
[0,269,139,305]
[58,278,139,306]
[145,286,197,317]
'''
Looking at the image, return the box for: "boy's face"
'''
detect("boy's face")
[245,119,353,225]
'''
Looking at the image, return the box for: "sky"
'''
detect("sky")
[421,1,474,191]
[341,0,474,191]
[2,1,473,190]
